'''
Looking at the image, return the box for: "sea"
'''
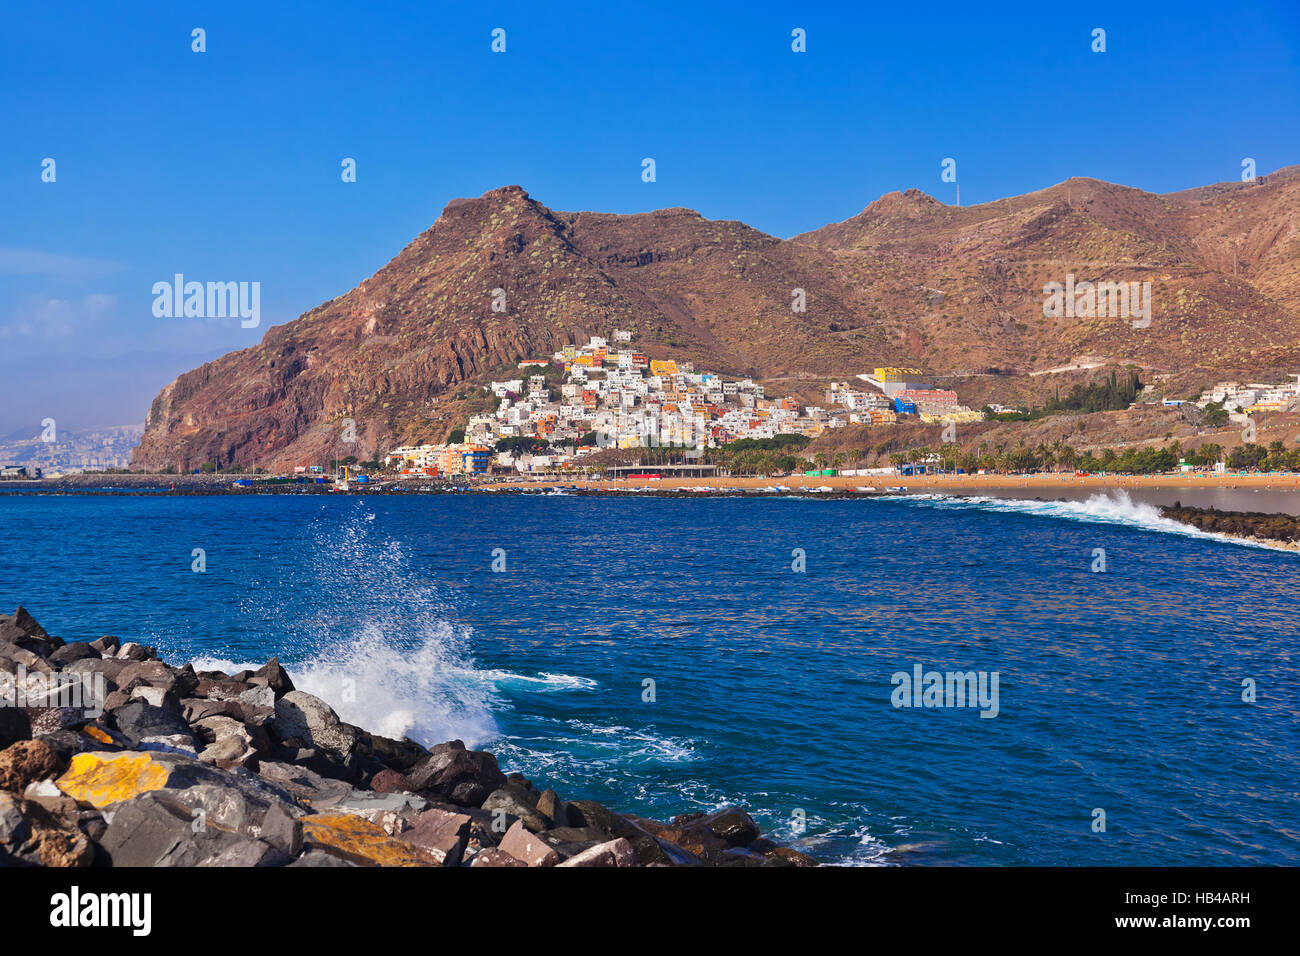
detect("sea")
[1,489,1297,866]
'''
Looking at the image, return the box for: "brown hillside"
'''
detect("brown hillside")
[133,168,1300,471]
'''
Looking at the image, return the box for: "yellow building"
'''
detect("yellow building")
[650,359,678,376]
[874,367,923,383]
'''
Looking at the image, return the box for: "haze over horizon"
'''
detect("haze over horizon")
[4,0,1298,432]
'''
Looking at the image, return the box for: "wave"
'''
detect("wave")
[490,718,701,772]
[879,490,1299,552]
[471,670,599,693]
[196,502,613,750]
[213,502,502,747]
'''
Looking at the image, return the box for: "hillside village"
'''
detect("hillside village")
[17,331,1298,482]
[379,332,1300,478]
[382,332,983,476]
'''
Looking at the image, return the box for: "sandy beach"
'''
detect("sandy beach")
[493,471,1300,493]
[488,470,1300,516]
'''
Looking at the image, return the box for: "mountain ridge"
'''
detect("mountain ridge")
[131,167,1300,471]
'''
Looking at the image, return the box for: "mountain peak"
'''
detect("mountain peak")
[441,184,535,218]
[864,188,942,213]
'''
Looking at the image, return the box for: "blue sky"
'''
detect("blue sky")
[2,0,1297,431]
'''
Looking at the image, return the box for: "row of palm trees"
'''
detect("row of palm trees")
[739,439,1229,477]
[624,437,1241,478]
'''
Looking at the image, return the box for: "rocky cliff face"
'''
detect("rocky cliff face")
[132,170,1300,471]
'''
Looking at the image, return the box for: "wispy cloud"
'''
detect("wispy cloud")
[0,247,126,278]
[0,293,117,339]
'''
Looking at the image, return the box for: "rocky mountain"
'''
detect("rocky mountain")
[132,168,1299,471]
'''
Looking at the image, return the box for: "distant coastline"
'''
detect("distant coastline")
[5,470,1299,501]
[5,472,1300,550]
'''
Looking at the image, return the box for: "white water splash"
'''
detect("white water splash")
[881,490,1298,552]
[194,502,615,756]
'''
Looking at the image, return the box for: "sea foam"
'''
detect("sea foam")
[881,489,1296,552]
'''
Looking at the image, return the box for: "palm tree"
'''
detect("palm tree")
[1036,441,1053,473]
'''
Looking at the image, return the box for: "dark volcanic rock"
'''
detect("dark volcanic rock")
[261,802,305,856]
[255,760,354,806]
[115,660,179,695]
[654,822,732,864]
[537,825,607,860]
[0,709,31,749]
[769,845,820,867]
[97,792,247,866]
[24,706,88,736]
[566,799,628,837]
[482,781,550,834]
[249,657,295,696]
[89,635,120,656]
[1161,502,1300,544]
[629,833,702,866]
[48,643,100,666]
[536,788,566,828]
[0,607,61,658]
[109,701,197,749]
[408,740,506,808]
[695,806,760,847]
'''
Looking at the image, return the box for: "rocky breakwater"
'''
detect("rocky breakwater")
[1160,501,1300,549]
[0,607,816,868]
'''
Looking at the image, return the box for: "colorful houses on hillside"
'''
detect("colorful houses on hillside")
[382,341,985,475]
[1195,376,1300,415]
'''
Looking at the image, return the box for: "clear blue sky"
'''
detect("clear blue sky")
[2,0,1297,431]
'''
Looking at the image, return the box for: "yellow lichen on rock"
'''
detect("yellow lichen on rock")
[81,725,114,746]
[302,812,435,867]
[55,752,170,808]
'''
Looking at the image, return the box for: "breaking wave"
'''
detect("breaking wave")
[880,490,1297,552]
[200,502,610,751]
[210,502,501,747]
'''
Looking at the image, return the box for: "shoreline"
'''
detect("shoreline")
[6,469,1299,514]
[492,471,1300,495]
[0,607,816,868]
[6,472,1299,550]
[7,471,1300,493]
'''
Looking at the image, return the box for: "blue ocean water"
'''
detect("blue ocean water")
[1,489,1297,866]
